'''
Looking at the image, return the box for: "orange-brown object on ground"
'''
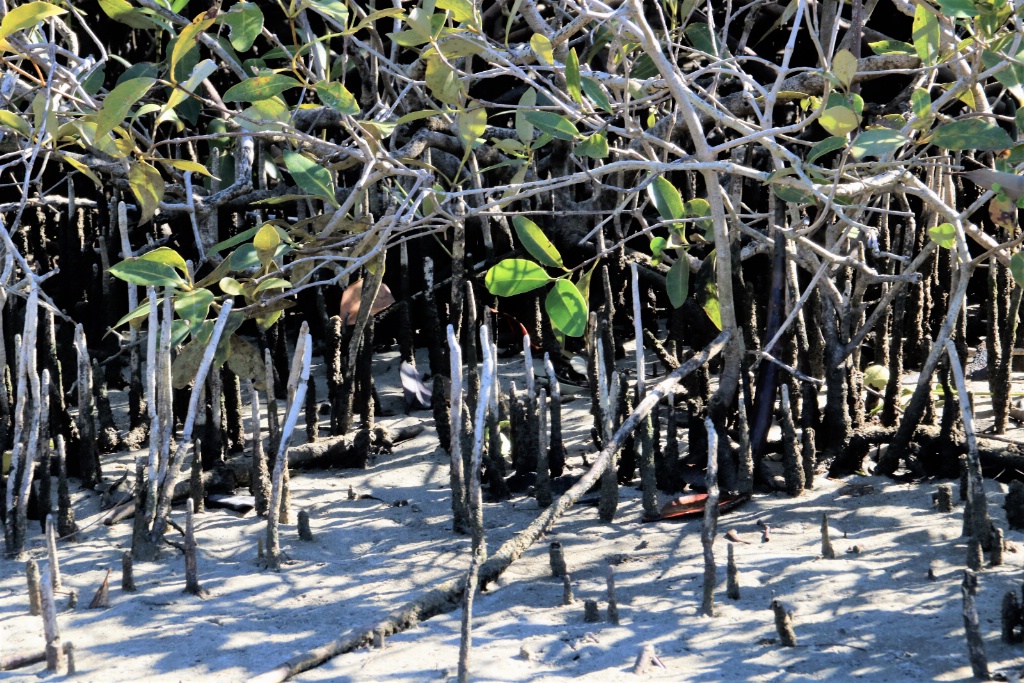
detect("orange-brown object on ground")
[644,492,751,522]
[339,280,396,325]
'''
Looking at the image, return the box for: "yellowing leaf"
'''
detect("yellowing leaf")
[253,223,281,269]
[128,161,165,225]
[0,2,66,39]
[819,105,859,136]
[530,33,554,65]
[456,107,487,150]
[832,49,857,89]
[170,14,216,84]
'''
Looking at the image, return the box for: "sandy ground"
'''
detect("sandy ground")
[2,348,1024,682]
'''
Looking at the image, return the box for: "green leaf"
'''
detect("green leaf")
[128,161,165,225]
[863,364,890,390]
[911,87,931,121]
[424,54,463,104]
[253,223,281,269]
[931,119,1014,151]
[928,222,956,249]
[819,105,859,136]
[650,236,667,264]
[165,59,219,113]
[666,257,689,309]
[1011,252,1024,287]
[210,225,260,257]
[832,49,858,90]
[566,48,583,104]
[171,15,216,83]
[314,80,359,115]
[683,22,719,57]
[218,1,264,51]
[701,283,722,330]
[912,3,940,66]
[224,74,301,102]
[522,111,578,140]
[283,149,338,206]
[437,0,475,23]
[850,128,909,160]
[253,277,292,294]
[484,259,553,296]
[456,107,488,149]
[515,88,537,144]
[806,136,847,164]
[581,77,612,113]
[0,110,30,137]
[95,77,156,140]
[306,0,349,24]
[531,33,554,65]
[868,39,916,56]
[936,0,978,18]
[513,216,563,268]
[112,299,156,329]
[573,131,609,158]
[97,0,159,29]
[109,259,185,288]
[139,247,188,275]
[545,279,588,337]
[174,288,214,327]
[0,2,66,39]
[239,96,289,132]
[220,276,244,296]
[648,176,684,221]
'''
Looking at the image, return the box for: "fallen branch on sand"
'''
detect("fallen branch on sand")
[246,330,730,683]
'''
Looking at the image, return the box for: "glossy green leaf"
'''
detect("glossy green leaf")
[97,0,159,29]
[648,176,684,221]
[139,247,188,275]
[819,105,859,136]
[931,119,1014,151]
[581,77,613,113]
[0,2,66,39]
[220,276,245,296]
[315,80,359,115]
[832,49,857,89]
[218,1,264,51]
[1011,252,1024,287]
[513,216,563,268]
[515,88,537,144]
[806,136,847,164]
[253,277,292,293]
[95,77,156,139]
[174,288,214,326]
[929,222,956,249]
[573,131,609,158]
[522,111,578,140]
[109,259,185,288]
[253,223,281,269]
[936,0,978,18]
[456,107,488,149]
[912,3,940,66]
[531,33,554,65]
[283,149,338,206]
[868,39,916,56]
[666,257,689,309]
[224,74,301,103]
[545,279,588,337]
[911,88,931,120]
[484,259,552,296]
[851,128,909,160]
[128,161,165,225]
[566,48,582,104]
[437,0,475,23]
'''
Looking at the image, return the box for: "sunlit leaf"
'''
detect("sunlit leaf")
[0,2,66,39]
[253,277,292,294]
[936,0,978,18]
[218,1,264,51]
[0,110,29,137]
[170,14,216,83]
[545,279,587,337]
[648,176,684,221]
[174,288,214,327]
[850,128,909,160]
[253,223,281,269]
[97,0,159,29]
[456,107,488,150]
[573,131,609,158]
[109,259,185,288]
[931,119,1014,151]
[95,77,156,139]
[566,48,582,104]
[513,216,563,268]
[315,80,359,115]
[819,105,859,136]
[515,88,536,144]
[239,96,289,132]
[864,365,890,390]
[139,246,188,274]
[484,259,552,296]
[283,149,338,206]
[530,33,554,65]
[868,39,916,56]
[437,0,475,23]
[928,222,956,249]
[522,111,578,140]
[224,74,301,102]
[425,54,463,104]
[832,49,857,90]
[911,87,931,121]
[581,77,612,113]
[128,160,165,225]
[912,3,940,66]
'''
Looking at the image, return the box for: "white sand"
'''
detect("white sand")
[2,349,1023,682]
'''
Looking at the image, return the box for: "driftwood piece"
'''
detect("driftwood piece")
[246,331,731,683]
[0,649,46,671]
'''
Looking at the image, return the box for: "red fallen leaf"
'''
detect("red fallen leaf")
[340,280,395,325]
[643,492,751,523]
